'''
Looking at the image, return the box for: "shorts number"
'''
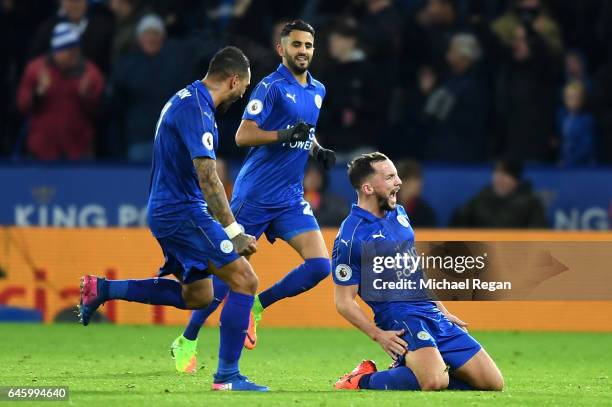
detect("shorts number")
[301,201,313,216]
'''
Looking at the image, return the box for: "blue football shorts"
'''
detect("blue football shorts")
[390,309,482,370]
[153,213,240,284]
[230,198,320,243]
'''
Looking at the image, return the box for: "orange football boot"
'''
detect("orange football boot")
[334,360,378,390]
[243,312,257,350]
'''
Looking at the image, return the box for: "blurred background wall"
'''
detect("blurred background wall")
[2,227,611,330]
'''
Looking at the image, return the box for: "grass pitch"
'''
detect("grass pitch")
[0,324,610,406]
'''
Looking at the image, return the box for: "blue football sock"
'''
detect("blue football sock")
[214,290,254,383]
[183,276,229,340]
[106,278,187,309]
[258,257,330,309]
[448,376,475,390]
[359,367,421,390]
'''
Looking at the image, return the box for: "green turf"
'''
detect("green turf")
[0,324,610,406]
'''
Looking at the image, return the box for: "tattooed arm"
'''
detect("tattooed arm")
[193,157,234,226]
[193,157,256,255]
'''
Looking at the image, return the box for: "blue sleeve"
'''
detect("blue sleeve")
[242,81,278,127]
[331,224,362,286]
[174,103,216,160]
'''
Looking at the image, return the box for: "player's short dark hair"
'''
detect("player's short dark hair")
[397,159,422,181]
[280,19,315,38]
[347,152,389,190]
[206,46,250,80]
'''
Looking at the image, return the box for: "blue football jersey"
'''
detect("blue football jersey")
[232,64,326,206]
[331,204,438,326]
[147,80,219,237]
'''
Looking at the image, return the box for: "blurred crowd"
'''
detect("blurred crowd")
[1,0,612,167]
[224,156,547,228]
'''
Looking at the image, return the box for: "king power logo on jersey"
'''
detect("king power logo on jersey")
[284,126,316,151]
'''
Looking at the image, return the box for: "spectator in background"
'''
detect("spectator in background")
[17,23,104,160]
[109,14,192,162]
[563,49,592,94]
[592,55,612,163]
[396,159,437,227]
[150,0,207,38]
[109,0,142,61]
[357,0,404,144]
[394,65,438,159]
[495,23,559,162]
[1,0,56,156]
[422,33,487,162]
[359,0,404,62]
[408,0,461,75]
[392,0,464,159]
[451,160,548,228]
[359,0,404,49]
[319,19,375,157]
[491,0,563,57]
[303,161,349,227]
[29,0,114,73]
[556,81,595,167]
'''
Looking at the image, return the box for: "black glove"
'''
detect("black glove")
[313,145,336,170]
[277,121,312,143]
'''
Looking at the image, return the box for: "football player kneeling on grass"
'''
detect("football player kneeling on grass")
[332,152,503,391]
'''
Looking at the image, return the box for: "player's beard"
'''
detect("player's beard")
[217,100,232,114]
[217,91,241,114]
[286,53,310,74]
[376,192,396,212]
